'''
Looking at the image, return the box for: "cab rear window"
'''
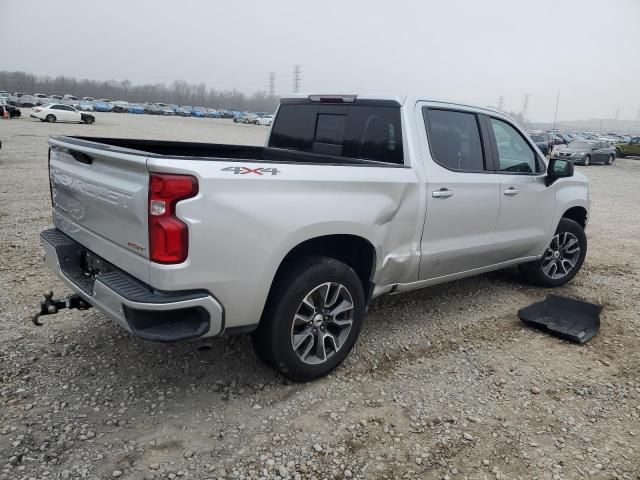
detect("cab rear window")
[269,104,404,164]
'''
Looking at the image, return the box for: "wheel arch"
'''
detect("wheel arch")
[561,206,588,229]
[265,234,377,312]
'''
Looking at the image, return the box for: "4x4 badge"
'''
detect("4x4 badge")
[221,166,280,176]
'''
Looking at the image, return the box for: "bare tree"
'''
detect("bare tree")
[0,71,279,112]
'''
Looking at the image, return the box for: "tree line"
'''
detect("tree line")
[0,71,279,112]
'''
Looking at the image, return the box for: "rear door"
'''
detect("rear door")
[48,137,151,282]
[487,117,555,261]
[417,104,502,280]
[61,105,80,122]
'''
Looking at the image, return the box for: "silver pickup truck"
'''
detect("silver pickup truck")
[41,94,590,381]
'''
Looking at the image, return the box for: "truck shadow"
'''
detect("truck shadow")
[64,266,531,389]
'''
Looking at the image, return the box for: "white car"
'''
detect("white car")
[256,114,274,126]
[30,103,95,124]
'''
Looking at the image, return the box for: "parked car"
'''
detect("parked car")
[206,108,221,118]
[128,104,145,114]
[93,100,113,112]
[30,103,95,124]
[82,97,95,102]
[78,100,95,111]
[49,95,63,101]
[256,114,274,126]
[234,112,258,124]
[157,104,174,116]
[552,140,615,165]
[176,106,191,117]
[0,92,9,99]
[191,107,207,118]
[40,94,589,381]
[63,94,79,101]
[13,92,28,98]
[34,93,48,99]
[528,132,551,156]
[180,105,194,116]
[615,136,640,158]
[17,95,37,108]
[112,101,130,113]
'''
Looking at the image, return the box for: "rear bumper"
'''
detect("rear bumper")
[40,228,224,342]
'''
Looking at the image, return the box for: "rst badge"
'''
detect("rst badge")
[221,166,281,176]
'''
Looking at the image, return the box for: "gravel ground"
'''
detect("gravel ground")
[1,113,639,480]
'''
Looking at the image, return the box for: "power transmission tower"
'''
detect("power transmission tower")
[292,65,301,93]
[522,94,530,122]
[614,108,620,122]
[268,72,275,96]
[497,95,504,110]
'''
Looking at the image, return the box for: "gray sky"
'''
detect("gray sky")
[1,0,639,122]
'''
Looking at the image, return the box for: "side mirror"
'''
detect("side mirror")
[546,158,574,185]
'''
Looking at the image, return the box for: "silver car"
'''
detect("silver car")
[553,140,616,166]
[40,94,590,381]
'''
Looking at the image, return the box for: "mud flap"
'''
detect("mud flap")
[518,294,602,344]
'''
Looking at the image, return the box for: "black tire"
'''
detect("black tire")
[520,218,587,288]
[616,149,625,158]
[605,154,614,165]
[582,155,590,166]
[83,116,95,124]
[46,114,56,123]
[251,256,366,382]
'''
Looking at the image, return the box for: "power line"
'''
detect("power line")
[292,65,301,93]
[268,72,275,96]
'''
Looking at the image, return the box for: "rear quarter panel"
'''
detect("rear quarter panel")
[146,157,424,329]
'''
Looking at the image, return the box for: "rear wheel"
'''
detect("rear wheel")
[520,218,587,288]
[605,154,614,165]
[45,114,56,123]
[251,256,365,382]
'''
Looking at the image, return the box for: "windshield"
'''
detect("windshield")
[529,135,543,142]
[568,141,591,149]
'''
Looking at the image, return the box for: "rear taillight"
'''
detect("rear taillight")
[148,173,198,264]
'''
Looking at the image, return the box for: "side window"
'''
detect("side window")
[489,118,541,174]
[630,137,639,145]
[424,108,485,172]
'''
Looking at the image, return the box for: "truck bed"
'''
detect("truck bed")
[56,136,405,167]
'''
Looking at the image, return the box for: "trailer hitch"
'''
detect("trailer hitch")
[32,291,92,326]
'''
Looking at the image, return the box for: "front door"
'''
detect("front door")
[487,117,555,261]
[417,105,502,280]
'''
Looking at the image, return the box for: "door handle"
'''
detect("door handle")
[432,188,454,198]
[503,187,520,196]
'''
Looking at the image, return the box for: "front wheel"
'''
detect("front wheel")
[583,155,591,166]
[520,218,587,287]
[605,154,614,165]
[252,256,365,382]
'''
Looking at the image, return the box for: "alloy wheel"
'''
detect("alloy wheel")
[290,282,354,365]
[541,232,581,280]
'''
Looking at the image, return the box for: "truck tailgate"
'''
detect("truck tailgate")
[48,137,151,283]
